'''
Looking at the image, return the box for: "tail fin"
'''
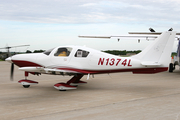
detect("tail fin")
[132,31,176,67]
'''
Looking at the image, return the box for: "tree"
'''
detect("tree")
[33,50,45,53]
[26,50,32,53]
[102,50,141,55]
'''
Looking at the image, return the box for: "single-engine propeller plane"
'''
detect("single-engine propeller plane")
[6,31,176,91]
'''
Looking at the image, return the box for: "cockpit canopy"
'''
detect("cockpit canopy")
[54,47,72,57]
[43,48,54,55]
[43,46,90,58]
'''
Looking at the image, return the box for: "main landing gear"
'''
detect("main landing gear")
[18,72,86,91]
[54,74,86,91]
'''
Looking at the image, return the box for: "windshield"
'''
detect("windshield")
[54,47,72,57]
[43,48,54,55]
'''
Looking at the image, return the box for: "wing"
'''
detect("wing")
[19,67,81,74]
[78,35,157,39]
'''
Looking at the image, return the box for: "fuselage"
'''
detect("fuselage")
[4,31,176,91]
[6,45,168,74]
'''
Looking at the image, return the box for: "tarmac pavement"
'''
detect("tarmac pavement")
[1,61,180,120]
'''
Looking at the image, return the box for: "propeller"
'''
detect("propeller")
[10,63,14,81]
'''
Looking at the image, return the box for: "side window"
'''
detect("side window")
[75,49,89,57]
[54,47,72,57]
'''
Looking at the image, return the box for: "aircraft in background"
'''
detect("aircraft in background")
[128,28,180,40]
[6,31,176,91]
[79,28,179,42]
[79,32,158,42]
[169,40,180,72]
[128,28,174,35]
[0,44,30,58]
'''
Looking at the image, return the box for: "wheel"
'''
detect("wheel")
[23,85,30,88]
[59,89,67,91]
[169,63,174,72]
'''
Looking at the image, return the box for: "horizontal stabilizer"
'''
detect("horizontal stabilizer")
[141,62,161,66]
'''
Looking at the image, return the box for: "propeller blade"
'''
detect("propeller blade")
[10,63,14,81]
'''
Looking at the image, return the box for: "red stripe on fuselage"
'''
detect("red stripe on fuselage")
[57,67,168,74]
[11,60,168,74]
[12,60,42,67]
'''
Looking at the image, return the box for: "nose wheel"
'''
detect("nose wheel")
[23,85,30,88]
[18,72,38,88]
[18,79,38,88]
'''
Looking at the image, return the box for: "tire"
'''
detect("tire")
[169,63,174,72]
[23,85,30,88]
[59,90,67,91]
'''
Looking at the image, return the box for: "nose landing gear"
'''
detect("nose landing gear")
[18,72,38,88]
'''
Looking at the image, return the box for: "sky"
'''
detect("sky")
[0,0,180,52]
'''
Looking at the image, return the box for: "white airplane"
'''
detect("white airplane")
[6,31,176,91]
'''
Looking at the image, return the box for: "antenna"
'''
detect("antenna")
[149,28,156,32]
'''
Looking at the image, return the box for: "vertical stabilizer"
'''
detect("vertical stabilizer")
[132,31,176,67]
